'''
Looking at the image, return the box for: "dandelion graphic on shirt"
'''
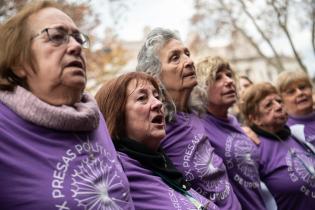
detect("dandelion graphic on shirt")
[233,136,259,180]
[71,157,127,210]
[288,149,315,188]
[193,139,228,192]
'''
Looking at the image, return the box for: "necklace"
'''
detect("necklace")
[74,134,95,160]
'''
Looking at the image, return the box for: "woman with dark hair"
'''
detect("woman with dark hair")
[96,72,216,210]
[240,82,315,210]
[136,28,241,209]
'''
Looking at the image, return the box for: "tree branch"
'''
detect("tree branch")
[218,0,281,71]
[270,0,308,73]
[238,0,285,72]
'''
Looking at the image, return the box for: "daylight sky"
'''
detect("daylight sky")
[90,0,314,75]
[92,0,194,41]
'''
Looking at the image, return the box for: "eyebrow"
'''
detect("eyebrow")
[135,87,158,95]
[53,25,80,33]
[168,49,180,57]
[168,46,189,55]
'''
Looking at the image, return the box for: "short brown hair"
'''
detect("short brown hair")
[276,70,312,94]
[0,1,58,91]
[95,72,161,140]
[240,82,278,126]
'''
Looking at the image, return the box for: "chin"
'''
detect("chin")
[67,80,87,91]
[152,132,166,142]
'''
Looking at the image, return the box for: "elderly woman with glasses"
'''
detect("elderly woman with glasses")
[240,82,315,210]
[96,72,216,210]
[136,28,241,209]
[0,1,134,209]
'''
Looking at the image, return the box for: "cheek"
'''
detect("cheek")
[208,86,220,99]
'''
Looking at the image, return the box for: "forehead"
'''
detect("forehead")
[261,93,279,103]
[28,7,78,32]
[286,79,310,88]
[216,67,231,75]
[127,79,156,94]
[160,39,186,55]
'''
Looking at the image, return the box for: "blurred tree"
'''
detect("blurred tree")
[0,0,25,21]
[191,0,314,73]
[0,0,129,93]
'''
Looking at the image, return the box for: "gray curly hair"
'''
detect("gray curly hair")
[136,28,181,122]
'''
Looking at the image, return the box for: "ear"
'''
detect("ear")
[249,114,261,126]
[11,65,27,78]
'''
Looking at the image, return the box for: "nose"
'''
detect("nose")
[67,36,82,56]
[295,88,303,96]
[183,54,194,68]
[224,75,234,85]
[274,100,283,112]
[151,97,163,111]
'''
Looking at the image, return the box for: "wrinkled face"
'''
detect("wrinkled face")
[254,93,288,131]
[159,39,197,92]
[207,68,237,109]
[125,79,165,151]
[281,80,313,117]
[18,7,87,105]
[239,77,252,97]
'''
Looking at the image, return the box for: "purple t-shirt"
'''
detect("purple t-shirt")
[258,133,315,210]
[0,102,134,210]
[288,112,315,145]
[161,112,241,210]
[117,151,218,210]
[202,114,266,210]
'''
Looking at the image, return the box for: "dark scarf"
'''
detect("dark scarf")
[251,124,291,141]
[114,137,191,192]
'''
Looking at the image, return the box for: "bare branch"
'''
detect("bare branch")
[238,0,285,71]
[218,0,281,71]
[269,0,308,72]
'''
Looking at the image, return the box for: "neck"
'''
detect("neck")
[207,104,229,120]
[0,86,99,131]
[168,89,191,112]
[290,108,314,118]
[34,88,83,106]
[260,124,283,134]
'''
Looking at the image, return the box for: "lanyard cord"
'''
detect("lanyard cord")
[264,131,315,176]
[293,136,315,156]
[153,170,207,210]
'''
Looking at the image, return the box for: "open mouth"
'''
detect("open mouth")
[66,60,84,69]
[296,97,309,104]
[223,89,236,95]
[151,115,164,124]
[183,72,195,77]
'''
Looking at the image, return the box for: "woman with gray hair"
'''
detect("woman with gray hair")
[137,28,241,209]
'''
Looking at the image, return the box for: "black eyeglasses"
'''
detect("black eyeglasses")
[31,27,90,48]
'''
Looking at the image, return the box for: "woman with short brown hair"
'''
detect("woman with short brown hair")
[240,82,315,210]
